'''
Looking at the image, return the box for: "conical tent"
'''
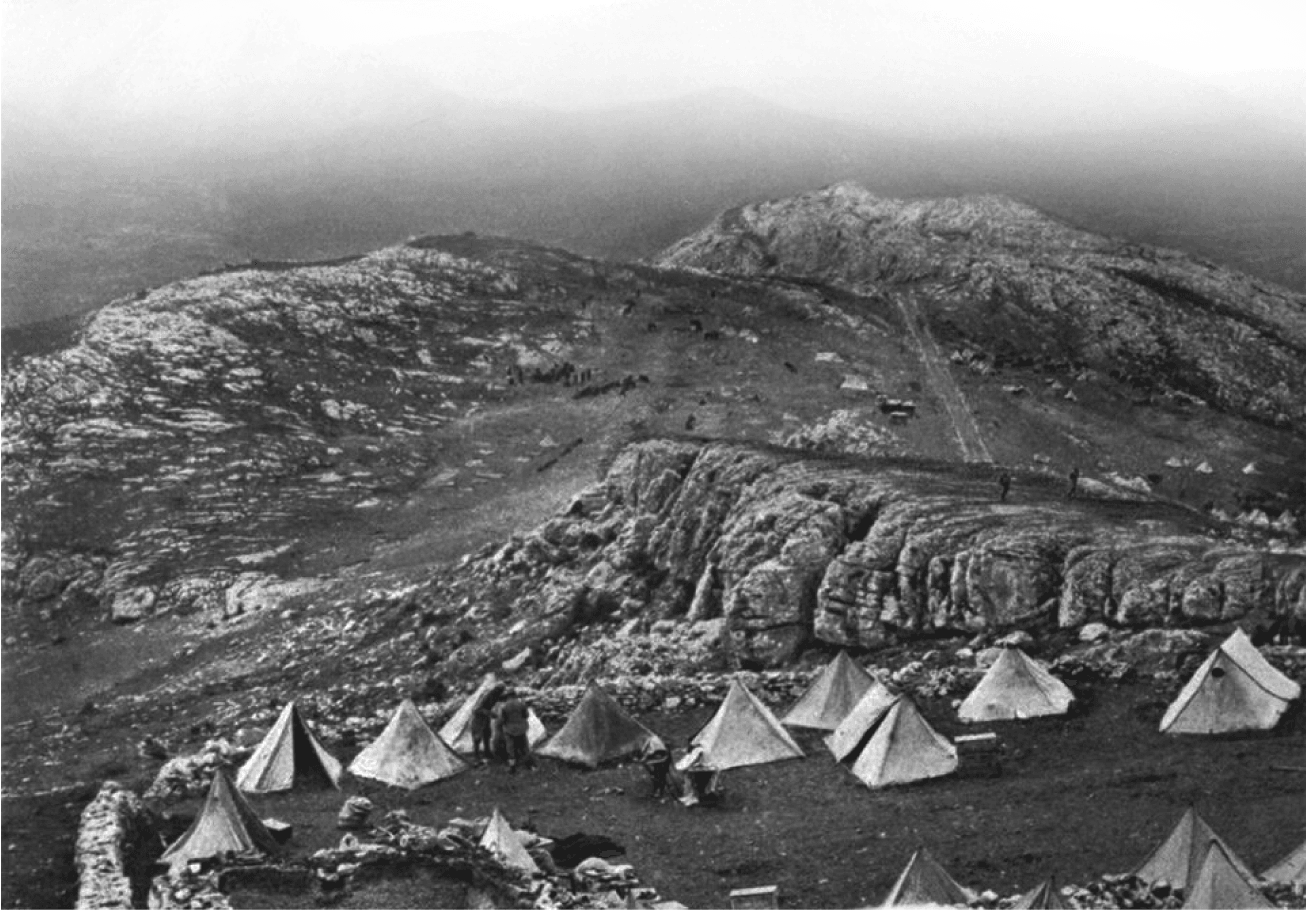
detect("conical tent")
[1160,628,1300,734]
[692,678,804,770]
[236,702,342,793]
[826,679,898,762]
[537,683,654,768]
[958,648,1074,722]
[479,808,540,875]
[1182,841,1272,909]
[847,697,958,788]
[881,848,974,907]
[348,699,468,790]
[1263,837,1306,884]
[783,651,876,731]
[161,770,280,870]
[1135,808,1256,891]
[1012,879,1070,910]
[439,674,549,753]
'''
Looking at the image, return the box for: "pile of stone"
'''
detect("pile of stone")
[1262,880,1306,910]
[147,865,231,910]
[145,739,250,800]
[74,781,147,910]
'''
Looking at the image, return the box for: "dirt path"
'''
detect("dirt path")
[896,291,992,463]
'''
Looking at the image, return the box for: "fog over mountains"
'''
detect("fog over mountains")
[4,1,1305,331]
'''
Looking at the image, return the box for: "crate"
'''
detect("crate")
[730,885,779,908]
[955,732,1002,777]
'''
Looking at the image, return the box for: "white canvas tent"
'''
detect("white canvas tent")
[1181,841,1272,909]
[827,685,956,788]
[692,677,804,770]
[881,848,974,907]
[537,682,654,767]
[348,699,467,789]
[782,651,876,731]
[1159,629,1300,734]
[958,648,1074,722]
[160,770,280,871]
[479,807,540,875]
[236,701,342,793]
[1135,808,1256,892]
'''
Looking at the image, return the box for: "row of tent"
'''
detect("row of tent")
[790,627,1301,737]
[885,809,1305,909]
[222,626,1300,798]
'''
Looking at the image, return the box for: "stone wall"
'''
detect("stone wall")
[75,781,149,910]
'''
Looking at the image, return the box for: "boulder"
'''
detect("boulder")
[110,586,156,624]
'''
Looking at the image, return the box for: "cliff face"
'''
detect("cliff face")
[657,183,1306,427]
[459,439,1305,668]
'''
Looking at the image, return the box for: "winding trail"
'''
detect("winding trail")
[895,291,993,463]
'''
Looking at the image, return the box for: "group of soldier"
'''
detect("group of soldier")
[469,685,537,773]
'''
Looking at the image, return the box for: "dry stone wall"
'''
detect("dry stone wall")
[75,781,149,910]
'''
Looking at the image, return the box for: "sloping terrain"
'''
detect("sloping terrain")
[5,200,1305,652]
[4,194,1306,908]
[659,182,1306,436]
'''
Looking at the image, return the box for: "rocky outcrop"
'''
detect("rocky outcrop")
[657,182,1306,427]
[458,439,1306,667]
[75,781,148,909]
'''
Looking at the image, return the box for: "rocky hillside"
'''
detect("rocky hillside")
[422,438,1305,675]
[5,199,1305,654]
[658,182,1306,428]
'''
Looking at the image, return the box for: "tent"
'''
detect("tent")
[1182,841,1272,909]
[958,648,1074,722]
[537,683,654,768]
[1012,879,1070,910]
[827,679,898,762]
[1263,836,1306,884]
[479,807,540,875]
[439,674,548,753]
[1134,808,1256,891]
[782,651,876,731]
[692,678,804,770]
[828,691,956,788]
[1160,628,1300,734]
[348,699,467,789]
[881,848,974,907]
[160,770,280,870]
[236,701,342,793]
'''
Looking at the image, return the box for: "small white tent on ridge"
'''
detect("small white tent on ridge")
[348,699,467,790]
[1159,628,1300,734]
[692,677,804,770]
[236,701,342,793]
[958,647,1074,722]
[782,651,876,731]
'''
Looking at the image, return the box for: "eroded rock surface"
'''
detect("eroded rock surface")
[454,439,1306,667]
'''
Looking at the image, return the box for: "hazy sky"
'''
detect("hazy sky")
[7,0,1306,82]
[288,0,1306,75]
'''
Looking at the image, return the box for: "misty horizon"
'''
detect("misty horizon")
[3,0,1305,329]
